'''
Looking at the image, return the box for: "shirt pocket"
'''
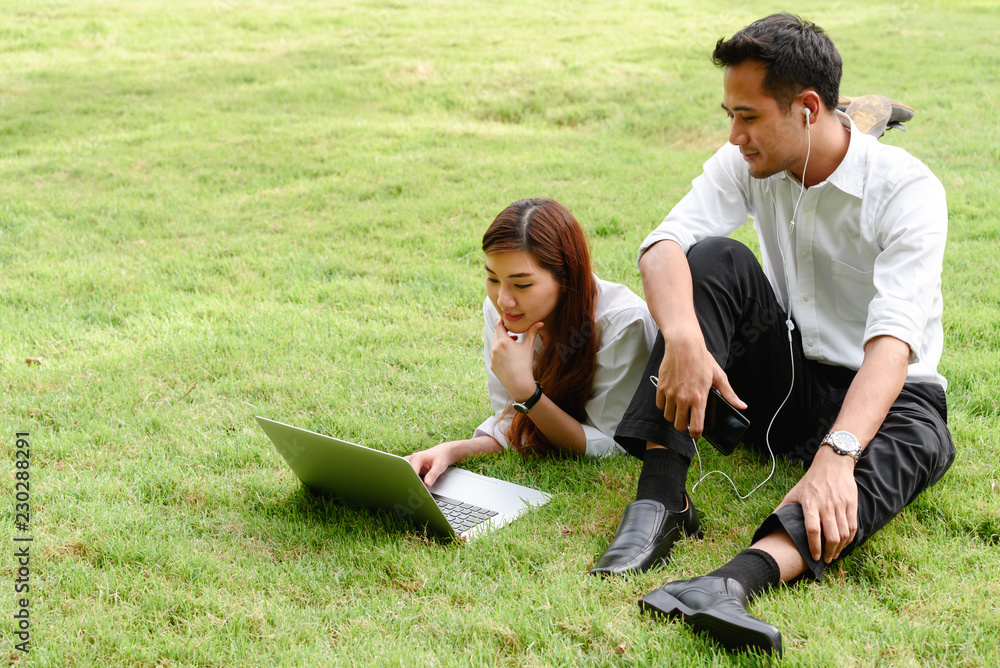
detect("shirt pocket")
[831,259,876,323]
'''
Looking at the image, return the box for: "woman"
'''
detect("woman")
[408,198,657,485]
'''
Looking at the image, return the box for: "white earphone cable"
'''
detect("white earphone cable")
[647,107,811,500]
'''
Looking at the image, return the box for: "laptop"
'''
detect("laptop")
[256,417,551,541]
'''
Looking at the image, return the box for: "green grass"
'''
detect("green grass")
[2,0,999,665]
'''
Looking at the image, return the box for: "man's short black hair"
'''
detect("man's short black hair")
[712,13,842,113]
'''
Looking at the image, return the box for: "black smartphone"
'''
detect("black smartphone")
[702,387,750,456]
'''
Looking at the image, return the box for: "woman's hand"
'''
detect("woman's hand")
[406,441,463,487]
[490,320,544,401]
[406,436,504,486]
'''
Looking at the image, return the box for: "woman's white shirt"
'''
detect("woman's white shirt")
[473,277,658,457]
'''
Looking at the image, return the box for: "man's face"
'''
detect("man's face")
[722,61,807,180]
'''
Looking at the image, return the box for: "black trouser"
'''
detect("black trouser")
[614,237,954,580]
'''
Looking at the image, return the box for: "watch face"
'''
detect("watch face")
[827,431,860,457]
[513,403,529,415]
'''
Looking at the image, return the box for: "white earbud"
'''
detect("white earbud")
[803,107,811,123]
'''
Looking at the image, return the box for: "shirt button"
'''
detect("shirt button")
[803,206,812,213]
[801,251,808,258]
[803,294,810,301]
[807,339,815,346]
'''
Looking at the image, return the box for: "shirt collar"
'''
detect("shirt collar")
[823,111,867,198]
[776,110,867,198]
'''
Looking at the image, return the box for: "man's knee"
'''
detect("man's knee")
[687,237,757,283]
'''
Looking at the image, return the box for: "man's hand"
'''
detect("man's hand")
[654,330,745,439]
[775,335,908,563]
[777,445,858,563]
[638,239,746,438]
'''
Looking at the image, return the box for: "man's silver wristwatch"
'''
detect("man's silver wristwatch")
[821,430,862,461]
[512,382,543,415]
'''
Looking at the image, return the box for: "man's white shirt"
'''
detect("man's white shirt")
[640,112,947,388]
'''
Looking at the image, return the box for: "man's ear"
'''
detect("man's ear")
[799,90,822,123]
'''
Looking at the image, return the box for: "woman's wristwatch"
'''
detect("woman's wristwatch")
[513,382,543,414]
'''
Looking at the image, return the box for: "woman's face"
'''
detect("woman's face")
[485,251,562,337]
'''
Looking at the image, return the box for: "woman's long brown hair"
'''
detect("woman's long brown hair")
[482,199,600,455]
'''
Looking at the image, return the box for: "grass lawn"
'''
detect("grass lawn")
[2,0,999,665]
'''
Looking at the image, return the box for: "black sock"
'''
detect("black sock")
[708,548,781,599]
[634,447,689,510]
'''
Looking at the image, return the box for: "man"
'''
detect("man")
[590,14,954,656]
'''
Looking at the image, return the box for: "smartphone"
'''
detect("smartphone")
[703,387,750,456]
[647,377,750,455]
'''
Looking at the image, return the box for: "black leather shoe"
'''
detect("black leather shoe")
[589,496,702,576]
[639,576,782,656]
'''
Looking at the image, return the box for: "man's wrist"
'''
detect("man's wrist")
[814,445,856,467]
[821,430,862,462]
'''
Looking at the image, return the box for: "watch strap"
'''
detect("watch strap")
[821,430,861,461]
[512,382,543,414]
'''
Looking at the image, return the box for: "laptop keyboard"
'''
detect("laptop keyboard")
[432,493,499,534]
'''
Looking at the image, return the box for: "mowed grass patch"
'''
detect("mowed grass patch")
[2,0,999,666]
